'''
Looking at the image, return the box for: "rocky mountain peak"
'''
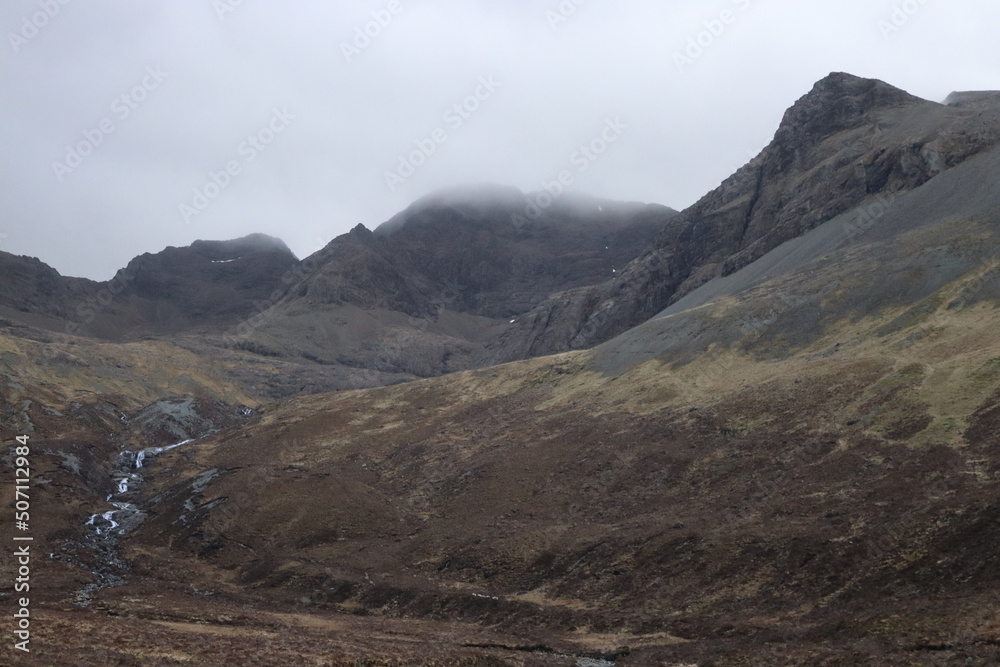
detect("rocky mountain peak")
[108,234,299,333]
[375,184,526,236]
[185,233,294,261]
[486,72,1000,362]
[771,72,924,164]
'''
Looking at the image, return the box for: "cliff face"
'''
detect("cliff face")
[226,187,674,378]
[0,252,100,321]
[484,73,1000,362]
[285,186,675,320]
[116,234,300,334]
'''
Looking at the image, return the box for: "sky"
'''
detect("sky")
[1,0,998,280]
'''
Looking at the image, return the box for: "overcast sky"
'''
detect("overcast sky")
[1,0,998,280]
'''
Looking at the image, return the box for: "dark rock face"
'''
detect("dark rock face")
[288,185,675,320]
[0,234,299,339]
[224,186,674,379]
[689,72,1000,278]
[768,72,924,174]
[485,73,1000,362]
[0,252,101,321]
[117,233,299,333]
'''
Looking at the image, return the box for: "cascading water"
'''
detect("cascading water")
[69,438,196,605]
[84,439,194,539]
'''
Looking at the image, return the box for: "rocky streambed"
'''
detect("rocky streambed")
[68,438,196,605]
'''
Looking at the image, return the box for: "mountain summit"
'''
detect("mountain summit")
[772,72,924,163]
[484,72,1000,361]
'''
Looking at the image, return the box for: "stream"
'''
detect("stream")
[67,439,195,606]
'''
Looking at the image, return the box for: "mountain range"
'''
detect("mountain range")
[2,72,1000,665]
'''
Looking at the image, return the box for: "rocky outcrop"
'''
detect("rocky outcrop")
[0,234,299,339]
[484,73,1000,363]
[229,186,674,376]
[0,252,102,320]
[117,233,299,333]
[287,185,675,320]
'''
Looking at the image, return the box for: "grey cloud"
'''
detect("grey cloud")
[1,0,997,279]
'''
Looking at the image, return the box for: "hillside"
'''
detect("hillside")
[485,73,1000,363]
[1,73,999,665]
[11,207,997,663]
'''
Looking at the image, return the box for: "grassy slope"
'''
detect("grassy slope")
[5,211,1000,664]
[101,213,1000,664]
